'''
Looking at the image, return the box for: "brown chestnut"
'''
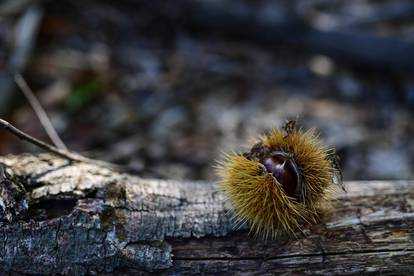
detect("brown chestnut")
[260,152,301,198]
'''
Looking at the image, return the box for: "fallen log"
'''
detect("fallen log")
[0,154,413,275]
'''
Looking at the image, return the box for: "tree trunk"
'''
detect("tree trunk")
[0,154,413,275]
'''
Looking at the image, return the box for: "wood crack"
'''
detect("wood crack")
[172,248,414,261]
[0,154,413,275]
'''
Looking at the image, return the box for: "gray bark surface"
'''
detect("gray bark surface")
[0,154,413,275]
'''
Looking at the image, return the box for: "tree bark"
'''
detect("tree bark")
[0,154,413,275]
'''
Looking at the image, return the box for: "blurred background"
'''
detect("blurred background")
[0,0,413,181]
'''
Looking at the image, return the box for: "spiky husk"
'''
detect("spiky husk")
[216,127,338,239]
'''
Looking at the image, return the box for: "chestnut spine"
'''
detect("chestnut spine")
[216,120,342,239]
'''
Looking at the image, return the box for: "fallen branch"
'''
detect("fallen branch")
[0,154,413,275]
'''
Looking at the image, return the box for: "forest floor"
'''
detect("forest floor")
[1,0,413,181]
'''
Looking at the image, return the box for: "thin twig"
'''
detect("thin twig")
[0,118,85,162]
[10,4,43,72]
[0,118,123,171]
[0,4,43,115]
[15,74,68,150]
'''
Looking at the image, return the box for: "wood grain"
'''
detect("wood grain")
[0,154,413,275]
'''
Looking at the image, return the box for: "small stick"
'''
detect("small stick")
[15,74,68,150]
[0,118,86,162]
[0,4,43,114]
[0,118,123,171]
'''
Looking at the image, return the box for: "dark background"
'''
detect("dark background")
[1,0,413,181]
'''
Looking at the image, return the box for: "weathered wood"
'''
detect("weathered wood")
[0,154,413,275]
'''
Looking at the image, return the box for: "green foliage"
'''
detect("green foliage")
[65,79,103,111]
